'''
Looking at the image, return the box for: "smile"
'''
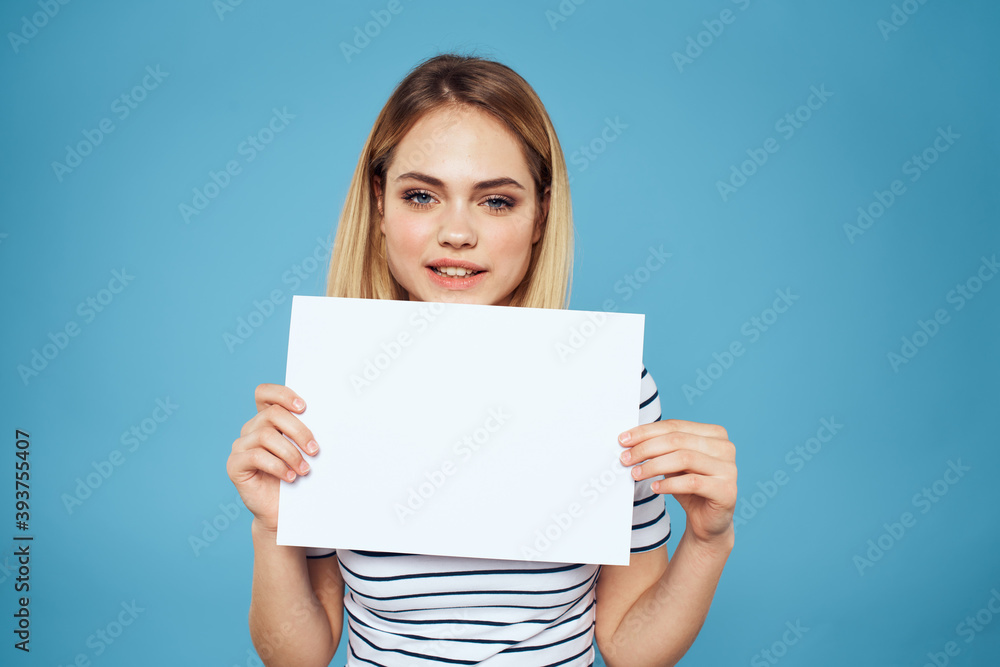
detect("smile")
[426,266,487,289]
[432,266,482,277]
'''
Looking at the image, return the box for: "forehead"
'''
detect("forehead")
[388,106,532,187]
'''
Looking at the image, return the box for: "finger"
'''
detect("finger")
[254,383,307,415]
[228,448,298,484]
[650,472,734,504]
[631,450,733,482]
[240,426,312,476]
[621,430,734,465]
[240,404,319,456]
[620,418,728,447]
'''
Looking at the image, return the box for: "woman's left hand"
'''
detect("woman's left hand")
[618,419,737,544]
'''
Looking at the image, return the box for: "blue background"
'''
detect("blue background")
[1,0,998,665]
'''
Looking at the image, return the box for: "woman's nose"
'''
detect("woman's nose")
[437,206,477,248]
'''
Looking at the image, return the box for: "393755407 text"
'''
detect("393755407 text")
[13,429,32,652]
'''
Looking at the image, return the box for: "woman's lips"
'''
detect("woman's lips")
[427,259,487,272]
[426,266,487,289]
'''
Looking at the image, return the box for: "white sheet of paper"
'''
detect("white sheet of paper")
[276,295,645,565]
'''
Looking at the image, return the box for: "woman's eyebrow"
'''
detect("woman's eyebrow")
[394,171,525,191]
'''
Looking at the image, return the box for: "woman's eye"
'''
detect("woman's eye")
[401,191,514,212]
[402,190,435,208]
[484,196,514,212]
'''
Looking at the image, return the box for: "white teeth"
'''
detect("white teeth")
[435,266,478,277]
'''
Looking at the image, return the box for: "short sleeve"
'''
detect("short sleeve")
[630,366,671,553]
[305,547,336,559]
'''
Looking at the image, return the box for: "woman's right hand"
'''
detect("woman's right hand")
[227,383,319,534]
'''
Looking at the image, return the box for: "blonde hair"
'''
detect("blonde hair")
[325,52,574,309]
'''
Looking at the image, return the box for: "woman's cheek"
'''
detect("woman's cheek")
[386,217,425,259]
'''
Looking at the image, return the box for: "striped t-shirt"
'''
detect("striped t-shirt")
[306,366,669,666]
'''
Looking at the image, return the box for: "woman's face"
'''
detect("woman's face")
[375,105,548,307]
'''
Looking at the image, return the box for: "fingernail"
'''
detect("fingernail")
[619,432,631,444]
[632,465,642,478]
[306,440,319,455]
[620,451,631,464]
[286,470,296,482]
[299,461,310,475]
[293,398,305,411]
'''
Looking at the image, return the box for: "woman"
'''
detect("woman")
[227,52,737,667]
